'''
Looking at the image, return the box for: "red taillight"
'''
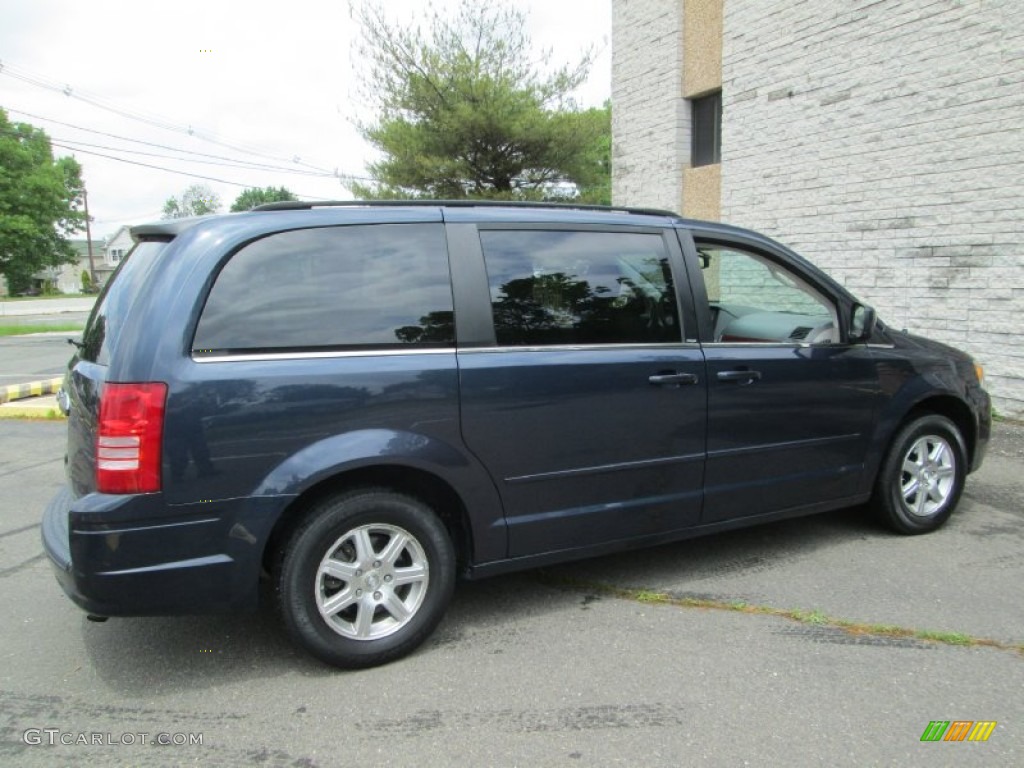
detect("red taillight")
[96,382,167,494]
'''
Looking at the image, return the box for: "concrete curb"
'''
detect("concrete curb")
[0,377,64,404]
[0,396,63,420]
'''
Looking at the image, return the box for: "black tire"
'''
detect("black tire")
[276,488,455,669]
[873,414,967,535]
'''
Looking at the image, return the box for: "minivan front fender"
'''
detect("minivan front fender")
[863,369,983,494]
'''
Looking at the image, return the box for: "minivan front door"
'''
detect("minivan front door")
[682,231,882,524]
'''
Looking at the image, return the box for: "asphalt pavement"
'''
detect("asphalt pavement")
[0,333,76,387]
[0,420,1020,766]
[0,297,96,318]
[0,297,89,390]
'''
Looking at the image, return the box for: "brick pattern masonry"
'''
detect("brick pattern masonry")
[612,0,686,210]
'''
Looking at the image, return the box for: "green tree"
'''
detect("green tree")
[349,1,610,202]
[0,108,85,294]
[230,186,298,212]
[162,184,222,219]
[573,101,611,205]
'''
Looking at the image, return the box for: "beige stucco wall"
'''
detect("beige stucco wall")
[683,0,723,98]
[682,0,723,219]
[682,164,721,221]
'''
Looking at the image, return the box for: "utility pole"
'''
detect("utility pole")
[83,187,97,288]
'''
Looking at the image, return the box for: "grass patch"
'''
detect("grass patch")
[792,609,830,625]
[539,574,1024,657]
[0,408,66,421]
[634,589,668,604]
[916,629,973,646]
[0,324,84,337]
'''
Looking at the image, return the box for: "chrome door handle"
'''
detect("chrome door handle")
[648,373,699,386]
[716,370,762,384]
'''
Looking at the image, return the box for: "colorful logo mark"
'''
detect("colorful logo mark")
[920,721,997,742]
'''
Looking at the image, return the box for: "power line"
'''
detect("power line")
[0,60,332,172]
[4,107,377,183]
[48,141,334,197]
[0,125,339,183]
[0,122,351,203]
[51,136,339,177]
[0,59,339,174]
[4,107,361,177]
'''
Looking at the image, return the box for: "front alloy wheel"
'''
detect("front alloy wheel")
[898,434,957,518]
[874,414,966,534]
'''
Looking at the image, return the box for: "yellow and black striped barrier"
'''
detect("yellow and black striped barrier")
[0,377,64,404]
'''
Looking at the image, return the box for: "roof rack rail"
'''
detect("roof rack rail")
[252,199,681,218]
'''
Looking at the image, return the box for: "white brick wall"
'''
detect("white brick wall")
[720,0,1024,417]
[611,0,687,210]
[613,0,1024,417]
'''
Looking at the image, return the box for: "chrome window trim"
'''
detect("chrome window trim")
[701,341,829,349]
[192,348,456,363]
[191,340,877,361]
[456,342,704,354]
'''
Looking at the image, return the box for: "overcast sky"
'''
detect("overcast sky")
[0,0,610,238]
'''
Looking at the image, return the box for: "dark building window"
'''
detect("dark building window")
[691,90,722,167]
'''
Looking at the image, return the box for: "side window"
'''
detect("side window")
[479,230,682,346]
[698,243,838,344]
[194,224,454,354]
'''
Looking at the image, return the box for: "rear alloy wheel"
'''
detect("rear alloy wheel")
[874,415,966,534]
[278,488,455,668]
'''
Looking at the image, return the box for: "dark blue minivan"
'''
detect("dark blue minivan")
[43,202,991,668]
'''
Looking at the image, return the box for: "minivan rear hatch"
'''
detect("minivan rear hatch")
[65,239,169,497]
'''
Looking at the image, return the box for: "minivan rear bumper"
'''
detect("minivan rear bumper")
[42,486,77,599]
[42,486,273,616]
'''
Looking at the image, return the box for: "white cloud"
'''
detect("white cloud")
[0,0,610,237]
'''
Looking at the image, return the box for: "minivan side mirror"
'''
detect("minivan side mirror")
[849,304,877,343]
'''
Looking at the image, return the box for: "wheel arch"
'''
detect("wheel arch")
[262,464,475,578]
[869,393,977,492]
[870,398,972,534]
[898,395,976,465]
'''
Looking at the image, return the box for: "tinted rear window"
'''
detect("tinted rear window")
[193,224,454,354]
[80,240,167,365]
